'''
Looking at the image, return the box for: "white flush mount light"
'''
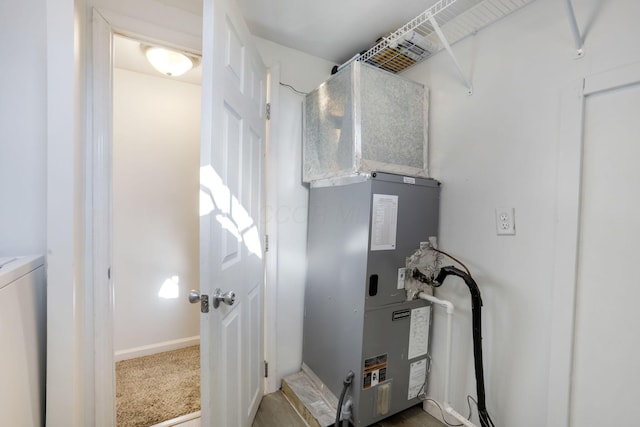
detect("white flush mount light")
[143,45,196,77]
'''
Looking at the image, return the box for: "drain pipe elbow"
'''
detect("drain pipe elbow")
[335,371,355,427]
[341,398,353,427]
[445,405,477,427]
[418,292,454,314]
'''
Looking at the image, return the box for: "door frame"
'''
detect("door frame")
[91,7,280,424]
[546,61,640,427]
[91,8,203,426]
[264,63,280,394]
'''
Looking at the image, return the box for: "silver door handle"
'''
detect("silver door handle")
[212,288,236,309]
[188,290,201,303]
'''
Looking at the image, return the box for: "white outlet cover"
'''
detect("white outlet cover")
[496,207,516,235]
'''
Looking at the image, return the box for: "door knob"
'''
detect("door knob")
[212,288,236,309]
[188,290,201,304]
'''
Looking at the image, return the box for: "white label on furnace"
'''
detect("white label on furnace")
[408,358,427,400]
[371,194,398,251]
[397,268,406,289]
[370,369,380,387]
[408,306,430,360]
[403,176,416,185]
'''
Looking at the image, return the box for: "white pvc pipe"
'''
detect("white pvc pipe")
[418,293,454,405]
[446,406,476,427]
[418,292,478,427]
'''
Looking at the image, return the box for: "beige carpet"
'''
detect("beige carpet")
[116,345,200,427]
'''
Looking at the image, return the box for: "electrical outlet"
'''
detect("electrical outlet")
[495,208,515,235]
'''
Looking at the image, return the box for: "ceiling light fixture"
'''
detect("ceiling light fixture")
[142,45,197,77]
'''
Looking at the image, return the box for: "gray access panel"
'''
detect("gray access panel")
[359,299,432,426]
[303,178,371,413]
[303,172,440,426]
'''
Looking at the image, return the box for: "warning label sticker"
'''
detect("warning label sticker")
[408,306,430,360]
[363,354,388,390]
[408,358,427,400]
[371,194,398,251]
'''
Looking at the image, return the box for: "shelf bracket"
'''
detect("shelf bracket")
[564,0,584,59]
[427,13,473,95]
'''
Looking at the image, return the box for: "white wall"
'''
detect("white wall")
[253,36,335,389]
[254,37,336,94]
[0,0,47,256]
[401,0,640,425]
[113,67,200,356]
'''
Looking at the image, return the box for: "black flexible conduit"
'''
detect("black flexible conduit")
[335,371,354,427]
[433,266,496,427]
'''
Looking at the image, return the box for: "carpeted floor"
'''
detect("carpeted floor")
[116,345,200,427]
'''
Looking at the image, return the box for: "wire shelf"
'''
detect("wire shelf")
[358,0,536,73]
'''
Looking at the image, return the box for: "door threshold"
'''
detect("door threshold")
[150,411,201,427]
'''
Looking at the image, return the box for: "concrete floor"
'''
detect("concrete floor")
[252,391,446,427]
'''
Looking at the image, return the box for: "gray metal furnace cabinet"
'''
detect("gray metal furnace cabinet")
[303,172,440,426]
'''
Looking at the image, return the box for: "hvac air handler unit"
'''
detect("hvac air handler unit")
[295,58,495,427]
[297,61,440,426]
[303,172,440,426]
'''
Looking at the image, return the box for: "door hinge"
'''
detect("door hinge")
[264,234,269,252]
[107,267,111,279]
[264,360,268,378]
[266,103,271,120]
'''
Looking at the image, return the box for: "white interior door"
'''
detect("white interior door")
[199,0,267,425]
[570,80,640,426]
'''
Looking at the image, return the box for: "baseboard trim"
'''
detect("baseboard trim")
[114,336,200,362]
